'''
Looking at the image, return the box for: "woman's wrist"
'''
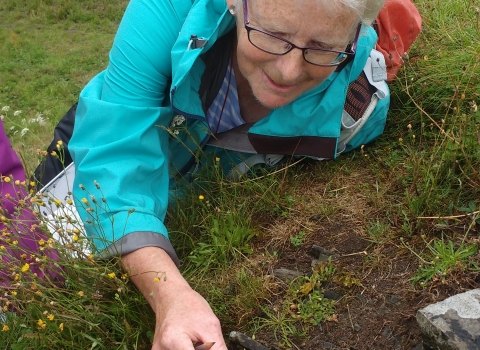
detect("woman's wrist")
[121,246,190,310]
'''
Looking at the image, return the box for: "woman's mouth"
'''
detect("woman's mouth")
[263,72,299,94]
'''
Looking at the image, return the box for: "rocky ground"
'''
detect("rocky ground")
[245,213,480,350]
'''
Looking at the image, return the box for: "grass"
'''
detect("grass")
[1,0,480,348]
[0,0,128,169]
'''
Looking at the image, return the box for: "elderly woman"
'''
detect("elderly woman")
[65,0,388,348]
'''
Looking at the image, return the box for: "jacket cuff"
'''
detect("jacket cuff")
[97,231,180,266]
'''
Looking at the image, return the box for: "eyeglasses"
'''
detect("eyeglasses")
[242,0,360,67]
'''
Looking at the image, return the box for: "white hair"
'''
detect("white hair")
[327,0,386,25]
[235,0,386,26]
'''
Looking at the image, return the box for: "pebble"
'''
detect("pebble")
[324,290,342,300]
[411,343,424,350]
[386,294,402,306]
[394,335,403,350]
[309,214,324,222]
[229,331,269,350]
[355,293,367,304]
[354,322,362,332]
[381,326,393,338]
[310,245,340,260]
[377,308,389,315]
[322,341,337,349]
[271,268,304,282]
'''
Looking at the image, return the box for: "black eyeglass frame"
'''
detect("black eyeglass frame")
[241,0,361,67]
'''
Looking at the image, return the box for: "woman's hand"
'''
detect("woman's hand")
[152,284,227,350]
[121,246,228,350]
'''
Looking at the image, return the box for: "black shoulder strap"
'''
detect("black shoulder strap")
[198,29,236,114]
[33,102,77,189]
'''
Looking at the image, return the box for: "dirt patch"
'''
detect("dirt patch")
[243,163,480,350]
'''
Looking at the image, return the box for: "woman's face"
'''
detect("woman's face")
[227,0,358,109]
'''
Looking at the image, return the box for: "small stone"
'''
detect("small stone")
[309,214,324,222]
[271,268,304,282]
[386,294,402,306]
[377,308,388,315]
[394,335,403,350]
[355,293,367,304]
[324,290,342,300]
[311,259,320,267]
[381,326,393,338]
[229,331,269,350]
[354,323,362,332]
[322,341,337,349]
[310,246,340,263]
[411,342,423,350]
[317,253,331,262]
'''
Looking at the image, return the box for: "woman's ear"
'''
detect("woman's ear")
[225,0,236,11]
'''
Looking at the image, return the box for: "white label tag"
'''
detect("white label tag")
[370,49,387,82]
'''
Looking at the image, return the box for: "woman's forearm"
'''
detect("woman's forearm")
[121,246,190,310]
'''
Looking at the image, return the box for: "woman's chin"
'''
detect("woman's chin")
[256,93,297,109]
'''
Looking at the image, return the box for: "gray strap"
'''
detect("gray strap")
[339,94,379,146]
[207,123,256,153]
[227,153,285,180]
[206,124,285,180]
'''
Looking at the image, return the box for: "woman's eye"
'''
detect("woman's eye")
[270,31,287,38]
[312,42,329,50]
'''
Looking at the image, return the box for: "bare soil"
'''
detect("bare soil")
[240,163,480,350]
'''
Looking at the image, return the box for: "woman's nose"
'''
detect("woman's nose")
[274,48,306,84]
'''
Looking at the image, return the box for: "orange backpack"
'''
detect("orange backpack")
[374,0,422,81]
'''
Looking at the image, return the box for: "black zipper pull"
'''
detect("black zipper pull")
[188,34,208,50]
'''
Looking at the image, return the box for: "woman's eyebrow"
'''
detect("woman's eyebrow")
[250,11,345,48]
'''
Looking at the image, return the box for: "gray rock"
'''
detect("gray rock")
[354,322,362,332]
[324,290,342,300]
[386,293,402,306]
[394,335,403,350]
[382,326,393,338]
[309,214,324,222]
[310,245,340,260]
[322,341,337,349]
[355,293,367,304]
[271,268,304,282]
[229,331,269,350]
[377,308,389,315]
[416,289,480,350]
[412,343,424,350]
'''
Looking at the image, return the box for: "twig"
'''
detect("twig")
[347,304,355,332]
[341,251,368,257]
[417,211,479,220]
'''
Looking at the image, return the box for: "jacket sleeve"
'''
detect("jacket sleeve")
[69,0,189,264]
[0,119,27,217]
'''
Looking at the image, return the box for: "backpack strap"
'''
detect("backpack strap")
[336,49,389,152]
[206,123,286,180]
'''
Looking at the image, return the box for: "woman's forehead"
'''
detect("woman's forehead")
[247,0,358,44]
[248,0,357,20]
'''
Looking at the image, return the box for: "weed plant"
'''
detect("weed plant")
[0,174,155,349]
